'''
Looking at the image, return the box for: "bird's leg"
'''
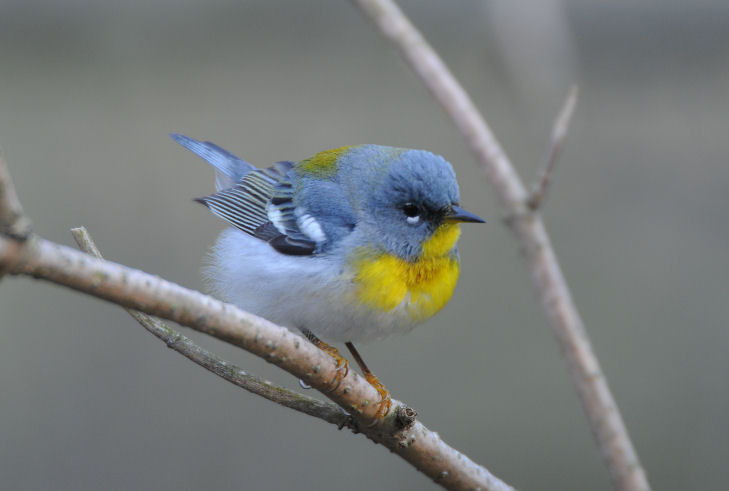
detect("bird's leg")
[345,342,392,419]
[301,329,349,391]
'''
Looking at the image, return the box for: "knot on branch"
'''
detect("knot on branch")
[396,405,418,428]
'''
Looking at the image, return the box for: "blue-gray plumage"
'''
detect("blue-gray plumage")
[170,133,254,190]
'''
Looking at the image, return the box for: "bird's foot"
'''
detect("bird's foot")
[345,341,392,420]
[364,371,392,420]
[302,329,349,391]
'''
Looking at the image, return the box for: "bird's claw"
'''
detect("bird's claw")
[326,354,349,392]
[365,372,392,421]
[301,329,350,392]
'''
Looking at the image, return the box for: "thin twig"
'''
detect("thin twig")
[528,85,579,210]
[0,151,31,240]
[70,226,352,428]
[0,233,513,491]
[351,1,649,490]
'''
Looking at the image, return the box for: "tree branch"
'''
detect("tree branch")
[0,230,513,491]
[351,1,649,490]
[70,226,352,428]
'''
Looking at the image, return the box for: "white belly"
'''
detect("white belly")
[204,228,420,343]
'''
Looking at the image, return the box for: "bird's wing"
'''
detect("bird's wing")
[196,162,319,256]
[173,134,321,255]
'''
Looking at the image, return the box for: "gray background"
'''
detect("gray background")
[1,1,727,490]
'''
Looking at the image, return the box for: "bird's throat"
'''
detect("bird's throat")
[351,223,461,321]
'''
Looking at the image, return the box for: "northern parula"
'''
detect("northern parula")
[172,134,484,418]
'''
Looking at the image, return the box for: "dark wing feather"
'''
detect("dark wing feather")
[268,235,317,256]
[196,160,319,255]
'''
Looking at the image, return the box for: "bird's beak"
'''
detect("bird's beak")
[446,205,485,223]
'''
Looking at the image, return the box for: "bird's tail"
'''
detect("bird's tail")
[170,133,256,191]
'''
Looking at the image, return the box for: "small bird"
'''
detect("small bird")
[172,134,484,418]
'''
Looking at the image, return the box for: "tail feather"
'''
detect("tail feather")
[170,133,255,190]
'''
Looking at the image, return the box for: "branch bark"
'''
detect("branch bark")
[351,1,649,490]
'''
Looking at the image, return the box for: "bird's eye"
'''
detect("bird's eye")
[402,203,420,224]
[402,203,419,217]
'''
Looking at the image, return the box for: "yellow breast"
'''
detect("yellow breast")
[350,223,461,322]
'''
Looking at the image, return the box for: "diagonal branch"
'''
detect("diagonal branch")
[0,232,513,491]
[351,1,650,490]
[70,226,352,428]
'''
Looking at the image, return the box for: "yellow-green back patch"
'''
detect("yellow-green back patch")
[297,145,353,178]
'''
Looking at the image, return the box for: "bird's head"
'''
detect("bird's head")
[342,145,484,262]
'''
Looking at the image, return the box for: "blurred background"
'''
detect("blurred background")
[1,1,727,489]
